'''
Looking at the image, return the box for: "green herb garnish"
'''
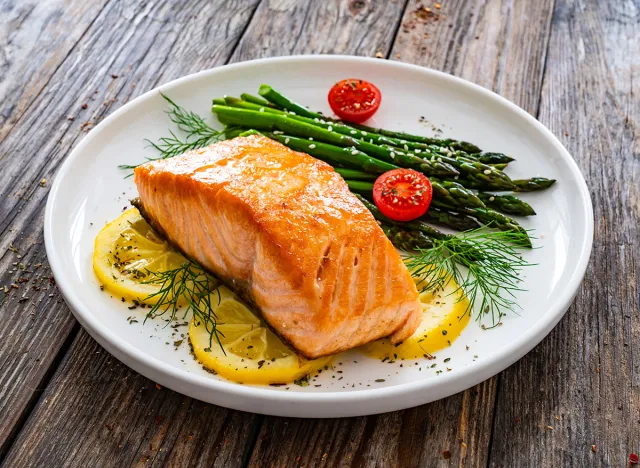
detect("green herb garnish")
[143,261,224,352]
[119,93,229,172]
[405,228,533,327]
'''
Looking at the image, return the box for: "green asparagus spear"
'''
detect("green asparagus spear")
[213,106,458,177]
[258,84,321,119]
[265,133,397,174]
[354,123,482,153]
[213,105,360,147]
[290,123,461,176]
[282,111,498,175]
[223,96,282,113]
[473,152,515,164]
[426,153,517,191]
[334,168,377,181]
[348,141,458,177]
[271,109,423,149]
[430,178,485,208]
[344,179,373,195]
[423,146,514,166]
[355,194,448,240]
[432,202,531,247]
[512,178,557,192]
[422,208,482,232]
[478,193,536,216]
[212,98,227,106]
[286,114,483,159]
[257,85,483,153]
[381,224,434,251]
[240,93,274,107]
[469,208,531,247]
[356,195,488,261]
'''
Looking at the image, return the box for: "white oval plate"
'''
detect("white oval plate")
[45,56,593,418]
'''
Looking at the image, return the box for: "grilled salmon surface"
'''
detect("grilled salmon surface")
[134,135,421,358]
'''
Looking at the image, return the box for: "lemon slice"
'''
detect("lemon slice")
[190,287,332,385]
[362,279,470,360]
[93,208,187,302]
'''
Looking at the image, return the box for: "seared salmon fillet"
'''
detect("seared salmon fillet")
[134,135,421,358]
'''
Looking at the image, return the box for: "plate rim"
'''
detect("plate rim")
[44,54,594,416]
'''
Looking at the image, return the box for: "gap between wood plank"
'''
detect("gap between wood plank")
[0,323,80,462]
[241,414,265,468]
[0,0,114,152]
[226,0,264,65]
[385,0,411,60]
[532,0,556,121]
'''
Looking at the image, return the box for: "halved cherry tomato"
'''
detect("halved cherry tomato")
[328,79,381,123]
[373,169,432,222]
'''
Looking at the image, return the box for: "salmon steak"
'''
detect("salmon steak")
[133,135,421,358]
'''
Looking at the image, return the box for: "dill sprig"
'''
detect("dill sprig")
[119,93,228,172]
[405,228,534,327]
[143,261,225,351]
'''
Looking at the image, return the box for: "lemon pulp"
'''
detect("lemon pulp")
[93,208,187,302]
[362,280,470,360]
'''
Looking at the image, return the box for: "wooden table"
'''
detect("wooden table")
[0,0,637,466]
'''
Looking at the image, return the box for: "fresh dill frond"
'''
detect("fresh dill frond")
[119,93,229,172]
[405,229,534,327]
[143,261,224,352]
[150,93,227,158]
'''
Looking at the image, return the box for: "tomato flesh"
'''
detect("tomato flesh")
[328,79,381,123]
[373,169,432,222]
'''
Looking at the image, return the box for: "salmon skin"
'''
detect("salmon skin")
[134,135,421,358]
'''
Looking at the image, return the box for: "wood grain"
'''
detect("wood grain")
[390,0,555,114]
[489,1,639,466]
[249,379,497,467]
[2,332,260,467]
[0,0,259,461]
[0,0,111,143]
[229,0,409,61]
[244,1,555,466]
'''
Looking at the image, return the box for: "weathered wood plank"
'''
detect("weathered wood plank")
[230,0,409,61]
[249,379,497,467]
[489,0,639,466]
[390,0,555,114]
[2,332,259,467]
[0,0,259,461]
[240,1,554,466]
[0,0,111,142]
